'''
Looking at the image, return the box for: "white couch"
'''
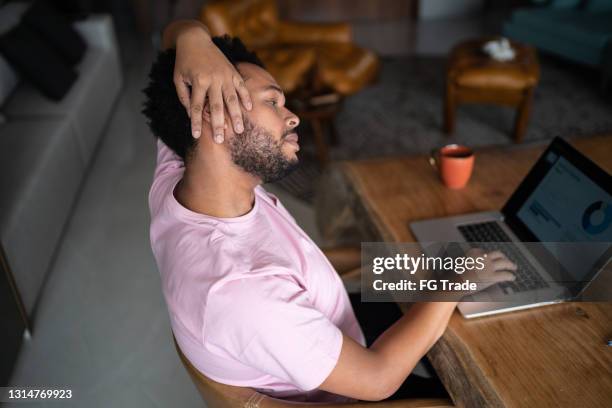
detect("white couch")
[0,13,123,323]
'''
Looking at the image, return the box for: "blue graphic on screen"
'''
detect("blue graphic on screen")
[516,156,611,279]
[581,201,612,235]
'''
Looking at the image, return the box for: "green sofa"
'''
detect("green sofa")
[503,0,612,85]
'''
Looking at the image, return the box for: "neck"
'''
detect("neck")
[175,149,259,218]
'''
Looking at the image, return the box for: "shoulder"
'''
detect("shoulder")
[152,214,232,259]
[149,161,183,218]
[204,273,306,330]
[254,185,296,223]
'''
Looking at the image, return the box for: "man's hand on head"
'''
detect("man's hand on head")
[169,20,252,143]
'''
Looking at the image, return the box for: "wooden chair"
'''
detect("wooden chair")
[173,337,453,408]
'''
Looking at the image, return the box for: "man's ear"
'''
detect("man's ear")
[202,99,231,132]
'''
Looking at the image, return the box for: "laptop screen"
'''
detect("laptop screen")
[516,154,612,243]
[505,138,611,281]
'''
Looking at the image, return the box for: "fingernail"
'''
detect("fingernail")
[246,101,252,110]
[214,134,224,143]
[236,122,243,133]
[193,129,201,138]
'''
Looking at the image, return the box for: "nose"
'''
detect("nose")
[286,112,299,129]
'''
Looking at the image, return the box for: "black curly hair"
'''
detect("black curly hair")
[142,35,264,160]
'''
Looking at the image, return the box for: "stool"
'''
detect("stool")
[444,38,540,143]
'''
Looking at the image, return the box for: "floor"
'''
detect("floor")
[6,17,497,408]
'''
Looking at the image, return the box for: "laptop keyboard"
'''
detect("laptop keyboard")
[458,222,549,293]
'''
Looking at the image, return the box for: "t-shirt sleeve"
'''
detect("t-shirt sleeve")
[148,139,184,216]
[153,138,183,180]
[202,274,343,391]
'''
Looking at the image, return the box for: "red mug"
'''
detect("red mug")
[429,144,475,189]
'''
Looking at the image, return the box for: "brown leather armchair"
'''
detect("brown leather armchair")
[200,0,380,96]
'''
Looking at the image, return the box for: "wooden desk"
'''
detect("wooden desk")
[322,136,612,408]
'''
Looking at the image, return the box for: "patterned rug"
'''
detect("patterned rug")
[272,55,612,202]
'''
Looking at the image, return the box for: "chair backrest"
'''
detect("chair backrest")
[200,0,280,48]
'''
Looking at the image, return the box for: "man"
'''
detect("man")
[144,37,365,403]
[144,28,515,403]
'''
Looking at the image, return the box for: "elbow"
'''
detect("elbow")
[356,389,391,402]
[359,370,403,402]
[363,381,401,402]
[375,384,400,402]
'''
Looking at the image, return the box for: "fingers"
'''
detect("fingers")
[492,271,516,283]
[492,258,517,271]
[233,74,252,111]
[178,68,249,141]
[179,71,248,141]
[174,76,191,114]
[223,86,244,134]
[467,248,517,284]
[486,250,505,261]
[208,86,225,143]
[189,82,207,139]
[483,250,517,271]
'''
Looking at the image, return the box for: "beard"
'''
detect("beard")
[228,116,298,183]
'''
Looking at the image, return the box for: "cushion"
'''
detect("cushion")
[22,0,86,66]
[0,1,29,106]
[449,40,540,90]
[315,43,380,95]
[5,44,122,163]
[0,23,77,100]
[254,46,316,93]
[454,68,536,90]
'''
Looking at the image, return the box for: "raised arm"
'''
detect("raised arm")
[162,19,252,143]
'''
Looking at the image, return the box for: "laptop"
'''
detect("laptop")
[410,137,612,318]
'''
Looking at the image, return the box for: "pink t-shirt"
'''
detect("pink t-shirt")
[149,140,365,403]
